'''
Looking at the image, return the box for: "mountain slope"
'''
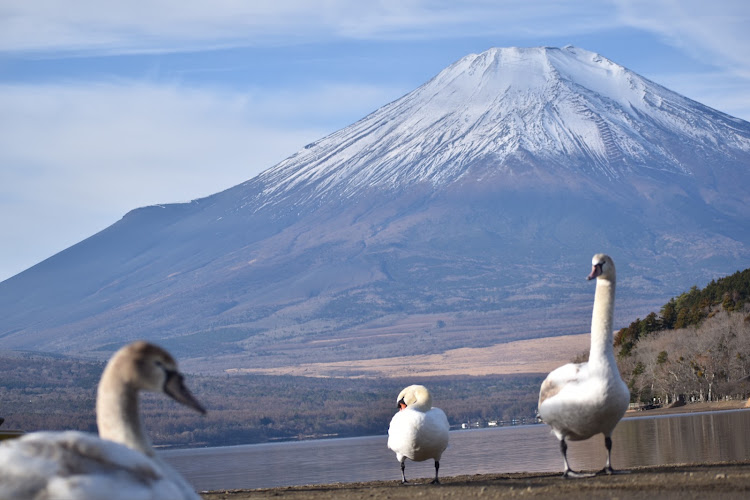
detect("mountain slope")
[1,46,749,373]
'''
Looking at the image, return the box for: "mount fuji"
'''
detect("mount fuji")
[1,46,749,372]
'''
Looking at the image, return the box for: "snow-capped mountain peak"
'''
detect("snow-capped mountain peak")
[249,46,750,210]
[2,46,749,369]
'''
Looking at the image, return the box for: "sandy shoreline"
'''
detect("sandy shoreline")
[201,461,750,499]
[622,399,748,418]
[202,402,750,499]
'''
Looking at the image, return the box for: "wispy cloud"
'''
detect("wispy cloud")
[4,1,749,84]
[615,0,750,78]
[0,80,394,280]
[1,1,617,54]
[608,0,750,122]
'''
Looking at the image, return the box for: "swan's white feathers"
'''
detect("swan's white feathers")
[387,408,449,463]
[387,385,449,464]
[0,431,184,500]
[0,341,203,500]
[537,253,630,456]
[538,363,624,441]
[539,362,586,403]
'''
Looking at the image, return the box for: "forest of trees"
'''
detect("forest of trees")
[0,351,543,448]
[614,268,750,405]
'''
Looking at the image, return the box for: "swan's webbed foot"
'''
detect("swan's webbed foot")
[563,469,596,479]
[598,466,630,476]
[598,437,629,476]
[430,478,441,485]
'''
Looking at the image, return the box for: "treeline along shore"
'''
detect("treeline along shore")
[615,268,750,407]
[0,354,543,447]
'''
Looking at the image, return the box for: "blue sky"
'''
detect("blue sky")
[1,0,749,282]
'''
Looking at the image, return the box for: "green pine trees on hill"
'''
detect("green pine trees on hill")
[615,268,750,357]
[614,267,750,405]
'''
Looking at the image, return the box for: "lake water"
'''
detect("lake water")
[161,409,750,492]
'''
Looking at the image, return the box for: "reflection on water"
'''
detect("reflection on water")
[161,409,750,491]
[614,410,750,468]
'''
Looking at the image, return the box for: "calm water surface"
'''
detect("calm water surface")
[161,409,750,491]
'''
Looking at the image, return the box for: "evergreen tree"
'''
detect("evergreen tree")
[660,299,677,329]
[618,266,750,355]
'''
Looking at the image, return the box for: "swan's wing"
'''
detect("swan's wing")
[423,407,450,456]
[388,408,449,462]
[0,431,193,500]
[387,410,422,459]
[538,362,586,406]
[427,407,450,433]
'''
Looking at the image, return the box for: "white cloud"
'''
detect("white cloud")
[609,0,750,120]
[615,0,750,78]
[2,0,747,75]
[0,1,618,54]
[0,80,396,281]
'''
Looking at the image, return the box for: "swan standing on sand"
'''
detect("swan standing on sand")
[538,254,630,478]
[0,341,206,499]
[387,384,450,484]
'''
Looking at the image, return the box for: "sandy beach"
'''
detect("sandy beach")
[202,402,750,499]
[201,461,750,499]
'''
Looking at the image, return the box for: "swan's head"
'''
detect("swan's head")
[108,341,206,414]
[396,384,433,412]
[587,253,615,282]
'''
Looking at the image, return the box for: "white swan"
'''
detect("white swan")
[387,384,450,484]
[0,341,206,499]
[537,254,630,478]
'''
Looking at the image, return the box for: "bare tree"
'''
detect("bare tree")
[620,308,750,404]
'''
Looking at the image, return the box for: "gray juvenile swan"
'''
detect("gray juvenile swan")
[387,384,450,484]
[537,254,630,478]
[0,341,206,499]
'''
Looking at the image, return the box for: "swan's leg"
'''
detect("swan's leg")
[400,461,408,483]
[598,435,630,475]
[430,460,440,484]
[561,438,595,478]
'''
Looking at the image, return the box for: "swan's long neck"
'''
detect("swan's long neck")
[589,277,617,371]
[96,365,153,456]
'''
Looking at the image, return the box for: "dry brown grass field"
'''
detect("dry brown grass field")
[227,333,590,378]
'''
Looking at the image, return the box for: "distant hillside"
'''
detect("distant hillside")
[615,267,750,356]
[614,267,750,405]
[0,352,542,447]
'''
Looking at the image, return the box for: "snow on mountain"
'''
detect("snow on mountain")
[247,46,750,210]
[0,46,748,370]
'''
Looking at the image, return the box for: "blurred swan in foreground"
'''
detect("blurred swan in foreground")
[0,341,206,499]
[387,384,449,484]
[538,254,630,478]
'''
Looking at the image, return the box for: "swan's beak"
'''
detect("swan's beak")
[398,398,407,411]
[164,371,207,415]
[587,263,602,281]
